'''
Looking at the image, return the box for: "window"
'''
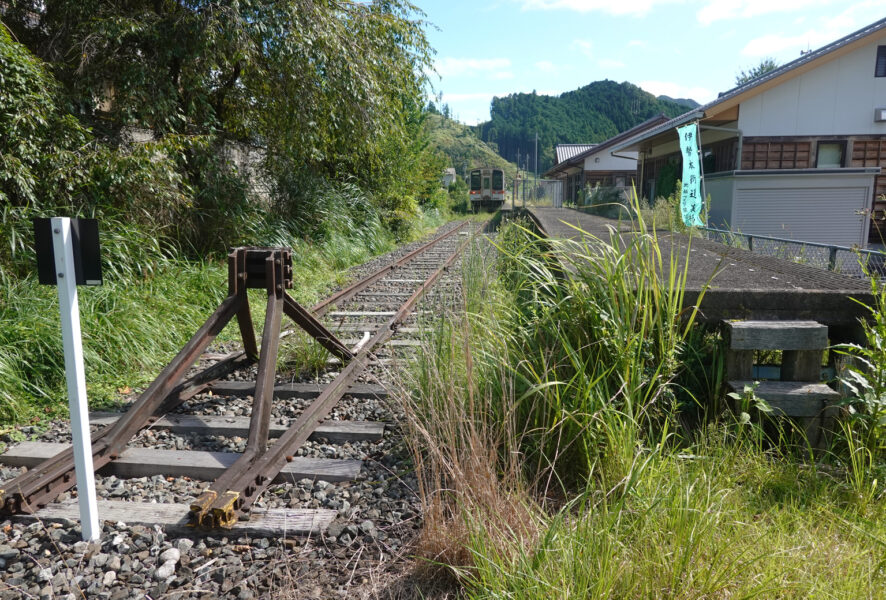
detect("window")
[492,170,504,190]
[470,170,481,191]
[816,141,846,168]
[876,46,886,77]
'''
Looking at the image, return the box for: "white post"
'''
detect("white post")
[51,217,100,541]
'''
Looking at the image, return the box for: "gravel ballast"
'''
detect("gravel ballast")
[0,221,484,599]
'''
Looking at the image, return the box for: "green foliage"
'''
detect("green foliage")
[7,0,432,186]
[493,215,704,485]
[425,113,517,182]
[477,81,690,173]
[461,434,886,599]
[639,180,688,234]
[0,262,225,423]
[835,276,886,493]
[448,177,470,213]
[3,1,438,251]
[735,57,780,86]
[655,158,679,200]
[402,215,886,599]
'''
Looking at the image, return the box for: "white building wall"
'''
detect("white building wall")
[738,37,886,137]
[584,150,637,171]
[704,176,734,229]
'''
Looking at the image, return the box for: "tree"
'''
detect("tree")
[3,0,433,192]
[735,58,779,86]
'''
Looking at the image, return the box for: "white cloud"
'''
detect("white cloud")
[628,40,647,48]
[737,1,884,58]
[740,31,833,57]
[572,39,594,59]
[435,57,513,79]
[696,0,833,26]
[638,80,715,103]
[535,60,566,73]
[438,89,562,125]
[598,58,626,68]
[519,0,683,17]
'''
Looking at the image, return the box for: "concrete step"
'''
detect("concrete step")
[728,380,839,417]
[727,320,828,350]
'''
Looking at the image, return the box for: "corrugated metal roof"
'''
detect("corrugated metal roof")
[612,16,886,152]
[555,144,596,164]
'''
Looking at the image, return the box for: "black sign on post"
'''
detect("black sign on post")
[34,218,103,286]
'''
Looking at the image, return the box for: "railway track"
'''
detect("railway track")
[0,219,484,536]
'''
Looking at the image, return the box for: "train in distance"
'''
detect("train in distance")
[469,167,505,212]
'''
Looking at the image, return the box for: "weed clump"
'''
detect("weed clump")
[400,207,886,598]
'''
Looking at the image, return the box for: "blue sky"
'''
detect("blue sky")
[420,0,886,125]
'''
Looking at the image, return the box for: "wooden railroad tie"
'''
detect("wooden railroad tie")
[2,442,363,483]
[11,500,336,538]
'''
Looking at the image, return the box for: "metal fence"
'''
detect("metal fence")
[514,178,563,208]
[699,226,886,279]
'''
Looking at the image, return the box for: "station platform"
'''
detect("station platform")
[523,207,874,337]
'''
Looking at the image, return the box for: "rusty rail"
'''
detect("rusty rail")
[190,224,477,527]
[0,223,475,519]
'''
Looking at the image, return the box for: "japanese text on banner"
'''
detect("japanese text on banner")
[676,122,704,227]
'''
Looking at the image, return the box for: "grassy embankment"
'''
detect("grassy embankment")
[401,211,886,598]
[425,113,518,183]
[0,203,450,428]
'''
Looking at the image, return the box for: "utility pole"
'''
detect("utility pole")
[534,132,538,205]
[517,148,522,207]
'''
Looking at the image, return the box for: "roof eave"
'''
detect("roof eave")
[611,110,704,153]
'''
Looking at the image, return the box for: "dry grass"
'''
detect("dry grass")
[393,217,886,599]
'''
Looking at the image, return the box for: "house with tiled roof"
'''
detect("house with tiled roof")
[615,19,886,246]
[544,115,670,205]
[612,17,886,248]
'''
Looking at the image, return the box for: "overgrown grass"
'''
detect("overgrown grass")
[0,262,226,424]
[399,210,886,598]
[0,205,449,425]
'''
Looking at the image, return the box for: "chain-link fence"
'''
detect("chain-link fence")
[513,178,563,208]
[700,226,886,279]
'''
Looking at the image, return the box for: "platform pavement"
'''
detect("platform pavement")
[523,207,874,338]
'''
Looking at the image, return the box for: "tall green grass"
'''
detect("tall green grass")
[0,262,225,423]
[492,212,707,487]
[400,210,886,598]
[0,203,449,425]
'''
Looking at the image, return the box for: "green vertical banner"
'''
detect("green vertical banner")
[677,122,704,227]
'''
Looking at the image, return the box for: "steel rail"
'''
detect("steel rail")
[0,222,473,517]
[190,223,481,527]
[310,220,471,316]
[0,295,246,513]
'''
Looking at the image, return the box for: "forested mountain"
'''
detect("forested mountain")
[426,113,517,182]
[476,80,694,173]
[658,95,701,109]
